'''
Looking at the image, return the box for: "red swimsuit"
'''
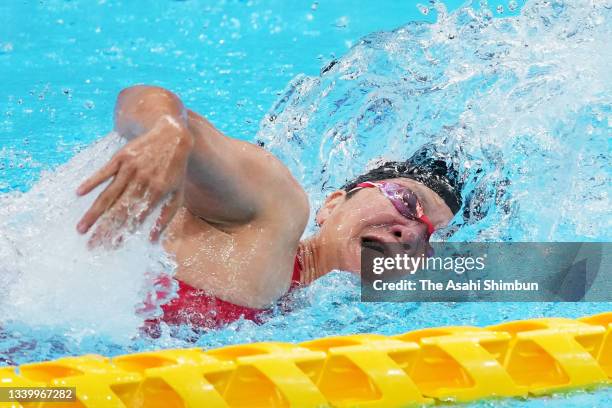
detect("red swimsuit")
[146,257,302,331]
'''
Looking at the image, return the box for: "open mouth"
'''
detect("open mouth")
[361,235,417,257]
[361,236,387,256]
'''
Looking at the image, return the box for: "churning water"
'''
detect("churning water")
[0,2,610,404]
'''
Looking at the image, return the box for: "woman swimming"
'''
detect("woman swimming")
[76,85,461,329]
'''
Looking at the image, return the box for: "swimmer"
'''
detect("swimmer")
[76,86,462,329]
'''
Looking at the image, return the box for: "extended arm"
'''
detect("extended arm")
[77,85,302,243]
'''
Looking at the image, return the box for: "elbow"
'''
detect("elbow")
[116,85,143,101]
[116,85,181,110]
[114,85,187,136]
[116,85,152,107]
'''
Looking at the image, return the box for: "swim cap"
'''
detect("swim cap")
[342,144,463,214]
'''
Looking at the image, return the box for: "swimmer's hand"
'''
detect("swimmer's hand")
[76,115,193,246]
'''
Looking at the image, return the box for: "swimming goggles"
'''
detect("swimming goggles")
[348,181,435,238]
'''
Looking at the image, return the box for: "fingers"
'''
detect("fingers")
[87,184,175,249]
[77,168,132,234]
[130,184,164,228]
[150,191,182,242]
[87,186,137,249]
[76,156,120,196]
[80,166,182,248]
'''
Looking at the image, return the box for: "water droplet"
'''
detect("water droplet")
[0,43,13,54]
[508,0,518,11]
[417,3,430,15]
[334,16,349,28]
[496,5,504,14]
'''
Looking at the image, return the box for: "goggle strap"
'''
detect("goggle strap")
[418,214,435,236]
[348,181,379,193]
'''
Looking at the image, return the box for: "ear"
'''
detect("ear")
[316,190,347,226]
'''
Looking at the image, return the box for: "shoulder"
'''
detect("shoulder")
[228,138,310,234]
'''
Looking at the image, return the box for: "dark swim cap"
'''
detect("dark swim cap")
[342,144,463,214]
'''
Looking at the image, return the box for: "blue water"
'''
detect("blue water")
[1,1,611,406]
[1,0,481,193]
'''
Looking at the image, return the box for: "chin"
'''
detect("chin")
[340,239,362,273]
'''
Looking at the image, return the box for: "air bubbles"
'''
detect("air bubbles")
[310,2,318,11]
[508,1,518,11]
[496,5,504,14]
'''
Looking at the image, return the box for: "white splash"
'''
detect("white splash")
[0,133,174,341]
[256,0,611,241]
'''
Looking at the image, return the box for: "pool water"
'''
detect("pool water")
[1,1,610,406]
[1,0,478,193]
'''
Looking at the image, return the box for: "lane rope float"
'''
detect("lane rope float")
[0,313,610,407]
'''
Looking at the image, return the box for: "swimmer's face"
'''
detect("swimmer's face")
[315,178,454,273]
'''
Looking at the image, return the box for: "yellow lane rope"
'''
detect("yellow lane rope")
[0,313,610,407]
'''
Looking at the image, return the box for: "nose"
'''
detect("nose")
[390,222,427,251]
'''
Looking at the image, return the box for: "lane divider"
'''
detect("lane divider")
[0,313,610,407]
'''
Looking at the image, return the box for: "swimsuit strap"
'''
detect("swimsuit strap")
[291,255,303,287]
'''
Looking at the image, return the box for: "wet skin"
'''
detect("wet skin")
[77,85,453,309]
